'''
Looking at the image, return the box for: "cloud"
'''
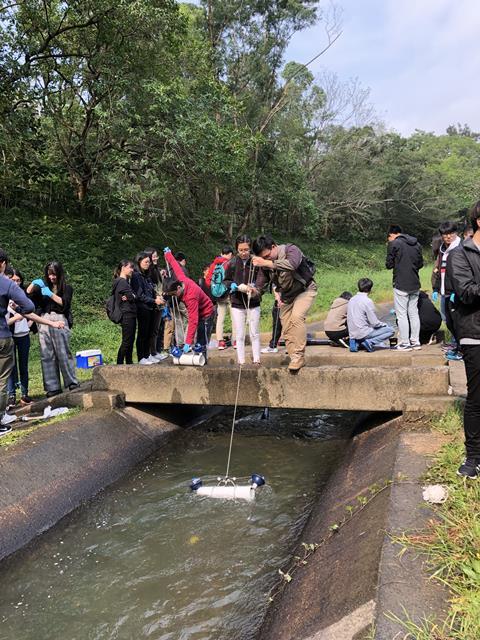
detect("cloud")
[286,0,480,135]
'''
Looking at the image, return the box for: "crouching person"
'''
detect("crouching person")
[324,292,352,347]
[163,248,215,361]
[347,278,394,352]
[252,235,316,373]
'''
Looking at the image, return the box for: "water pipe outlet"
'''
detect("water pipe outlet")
[251,473,265,489]
[190,477,203,491]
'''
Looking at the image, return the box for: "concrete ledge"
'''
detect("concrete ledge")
[259,418,448,640]
[0,406,185,563]
[93,364,450,412]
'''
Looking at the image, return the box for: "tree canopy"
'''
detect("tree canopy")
[1,0,479,242]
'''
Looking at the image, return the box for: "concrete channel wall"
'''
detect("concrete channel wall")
[0,404,205,563]
[258,416,448,640]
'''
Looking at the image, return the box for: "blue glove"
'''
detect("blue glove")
[432,291,439,302]
[41,286,53,297]
[32,278,45,288]
[389,308,396,316]
[161,306,172,320]
[450,292,455,303]
[183,343,191,354]
[230,282,238,293]
[163,247,171,254]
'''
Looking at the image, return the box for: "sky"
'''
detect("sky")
[286,0,480,135]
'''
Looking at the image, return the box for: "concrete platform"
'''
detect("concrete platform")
[93,345,451,413]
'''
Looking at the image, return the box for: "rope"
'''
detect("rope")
[164,258,187,346]
[224,257,257,479]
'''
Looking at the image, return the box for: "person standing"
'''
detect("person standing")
[26,261,79,397]
[205,246,234,350]
[224,235,261,366]
[432,221,461,357]
[252,235,316,373]
[386,224,424,351]
[131,252,163,365]
[1,248,34,431]
[112,260,137,365]
[447,200,480,478]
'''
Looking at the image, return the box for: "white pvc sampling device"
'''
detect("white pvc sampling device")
[189,474,266,502]
[170,345,206,366]
[172,353,206,366]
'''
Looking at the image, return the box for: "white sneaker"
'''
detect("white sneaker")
[149,353,165,362]
[139,357,154,365]
[410,342,422,350]
[1,412,17,427]
[394,343,413,351]
[154,352,169,361]
[261,346,278,353]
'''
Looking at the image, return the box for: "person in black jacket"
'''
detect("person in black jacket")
[224,235,261,365]
[417,291,442,344]
[131,252,163,365]
[447,200,480,478]
[386,224,424,351]
[112,259,137,365]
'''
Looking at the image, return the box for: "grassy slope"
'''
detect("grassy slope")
[2,211,433,396]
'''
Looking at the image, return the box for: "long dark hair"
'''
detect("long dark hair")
[134,252,151,275]
[44,261,66,295]
[114,259,134,279]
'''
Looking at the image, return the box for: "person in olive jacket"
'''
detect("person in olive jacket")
[447,200,480,479]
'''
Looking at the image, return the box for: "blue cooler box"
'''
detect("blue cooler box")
[76,349,104,369]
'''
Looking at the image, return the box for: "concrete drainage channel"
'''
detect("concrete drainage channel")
[0,389,446,639]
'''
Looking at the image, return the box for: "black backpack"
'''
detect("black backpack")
[105,290,122,324]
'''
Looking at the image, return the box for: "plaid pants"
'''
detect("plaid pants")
[38,313,78,392]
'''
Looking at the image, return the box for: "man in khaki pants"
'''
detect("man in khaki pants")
[252,236,316,373]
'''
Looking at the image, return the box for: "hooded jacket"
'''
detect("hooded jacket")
[386,234,423,292]
[447,238,480,341]
[165,251,214,345]
[432,236,461,295]
[324,297,349,332]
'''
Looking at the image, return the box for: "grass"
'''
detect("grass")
[390,406,480,640]
[0,407,82,449]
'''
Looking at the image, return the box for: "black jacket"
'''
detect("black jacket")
[131,271,156,311]
[418,291,441,333]
[224,257,261,309]
[112,277,136,317]
[386,234,423,292]
[447,238,480,340]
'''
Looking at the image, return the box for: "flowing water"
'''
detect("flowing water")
[0,408,357,640]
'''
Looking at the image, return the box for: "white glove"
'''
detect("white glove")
[238,283,249,293]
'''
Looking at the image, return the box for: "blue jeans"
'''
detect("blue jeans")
[365,325,394,347]
[7,334,30,397]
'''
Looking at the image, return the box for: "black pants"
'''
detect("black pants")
[117,314,136,364]
[445,298,458,343]
[462,344,480,459]
[149,308,162,355]
[270,302,282,349]
[325,328,349,344]
[136,308,154,362]
[197,313,215,362]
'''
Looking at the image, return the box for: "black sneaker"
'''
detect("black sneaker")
[46,389,62,398]
[7,394,16,410]
[0,425,12,436]
[457,458,480,479]
[68,383,81,391]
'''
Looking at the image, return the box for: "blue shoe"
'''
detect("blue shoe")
[361,339,375,352]
[349,338,358,352]
[446,350,462,361]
